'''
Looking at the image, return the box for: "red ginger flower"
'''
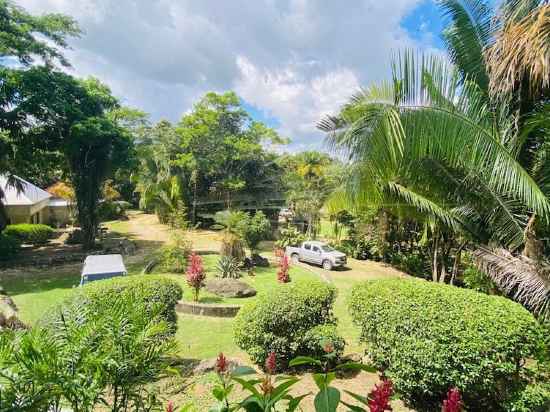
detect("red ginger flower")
[265,352,277,374]
[277,255,291,283]
[215,352,228,374]
[186,252,206,301]
[442,387,462,412]
[165,400,174,412]
[368,379,393,412]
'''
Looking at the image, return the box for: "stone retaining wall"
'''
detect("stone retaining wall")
[176,301,241,317]
[176,300,241,318]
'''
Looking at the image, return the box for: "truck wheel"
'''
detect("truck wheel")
[291,253,300,264]
[322,260,333,271]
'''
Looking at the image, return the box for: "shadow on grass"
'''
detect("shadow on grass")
[0,272,79,297]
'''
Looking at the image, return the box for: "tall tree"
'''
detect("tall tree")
[279,151,342,238]
[320,50,550,315]
[0,0,79,231]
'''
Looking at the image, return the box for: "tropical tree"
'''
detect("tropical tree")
[439,0,550,314]
[280,152,342,238]
[320,49,550,315]
[0,0,79,231]
[134,120,186,225]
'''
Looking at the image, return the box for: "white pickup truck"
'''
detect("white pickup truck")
[286,241,347,271]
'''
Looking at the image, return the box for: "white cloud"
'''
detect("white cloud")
[16,0,436,150]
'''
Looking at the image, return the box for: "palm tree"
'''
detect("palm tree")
[319,49,550,316]
[133,121,186,224]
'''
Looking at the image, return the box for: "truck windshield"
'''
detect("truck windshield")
[321,245,334,252]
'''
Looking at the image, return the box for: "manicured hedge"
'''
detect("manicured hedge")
[348,278,546,410]
[0,233,20,261]
[234,280,343,369]
[52,275,182,333]
[4,224,54,245]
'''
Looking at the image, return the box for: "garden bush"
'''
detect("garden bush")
[156,235,192,273]
[97,200,131,221]
[234,279,342,368]
[275,226,305,249]
[53,275,182,333]
[348,278,546,410]
[2,291,176,411]
[4,223,54,245]
[0,233,20,260]
[216,255,241,279]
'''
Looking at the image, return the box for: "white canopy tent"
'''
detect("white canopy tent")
[80,254,127,286]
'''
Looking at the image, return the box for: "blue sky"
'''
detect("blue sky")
[242,0,448,132]
[19,0,451,151]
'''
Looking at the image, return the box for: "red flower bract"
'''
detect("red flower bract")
[215,352,228,374]
[368,379,393,412]
[277,255,291,283]
[442,387,462,412]
[265,352,276,374]
[165,400,174,412]
[186,252,206,301]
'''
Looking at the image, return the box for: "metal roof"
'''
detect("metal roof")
[0,175,51,206]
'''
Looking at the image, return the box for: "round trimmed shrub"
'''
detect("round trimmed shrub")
[4,224,54,245]
[233,280,343,368]
[50,275,182,333]
[0,233,20,261]
[348,278,546,410]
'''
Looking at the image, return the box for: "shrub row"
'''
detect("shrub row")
[0,233,20,260]
[348,278,547,411]
[234,279,344,368]
[4,223,54,245]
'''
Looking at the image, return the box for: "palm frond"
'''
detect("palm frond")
[438,0,494,92]
[474,246,550,318]
[486,5,550,100]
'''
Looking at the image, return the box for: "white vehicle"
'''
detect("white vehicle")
[285,241,347,271]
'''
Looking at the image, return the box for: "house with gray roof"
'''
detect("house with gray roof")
[0,175,71,226]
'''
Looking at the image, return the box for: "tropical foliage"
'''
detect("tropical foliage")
[320,0,550,318]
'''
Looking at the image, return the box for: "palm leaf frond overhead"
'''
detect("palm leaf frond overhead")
[474,246,550,318]
[486,5,550,100]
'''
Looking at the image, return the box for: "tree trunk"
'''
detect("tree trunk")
[432,234,439,282]
[450,242,467,285]
[523,214,543,261]
[0,199,7,232]
[378,209,390,261]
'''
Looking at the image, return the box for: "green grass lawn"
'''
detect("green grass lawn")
[0,252,329,360]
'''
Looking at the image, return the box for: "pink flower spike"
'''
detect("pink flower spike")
[442,387,462,412]
[265,352,276,374]
[368,379,393,412]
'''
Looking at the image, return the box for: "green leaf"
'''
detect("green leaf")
[232,366,257,377]
[286,393,309,412]
[313,373,327,390]
[269,377,300,403]
[289,356,322,367]
[232,377,261,398]
[340,401,366,412]
[212,386,226,402]
[343,390,369,406]
[314,387,341,412]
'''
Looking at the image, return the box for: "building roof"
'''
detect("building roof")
[0,175,52,206]
[48,198,69,207]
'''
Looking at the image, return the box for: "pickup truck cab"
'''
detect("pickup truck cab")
[286,241,347,271]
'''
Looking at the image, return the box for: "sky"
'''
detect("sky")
[17,0,448,151]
